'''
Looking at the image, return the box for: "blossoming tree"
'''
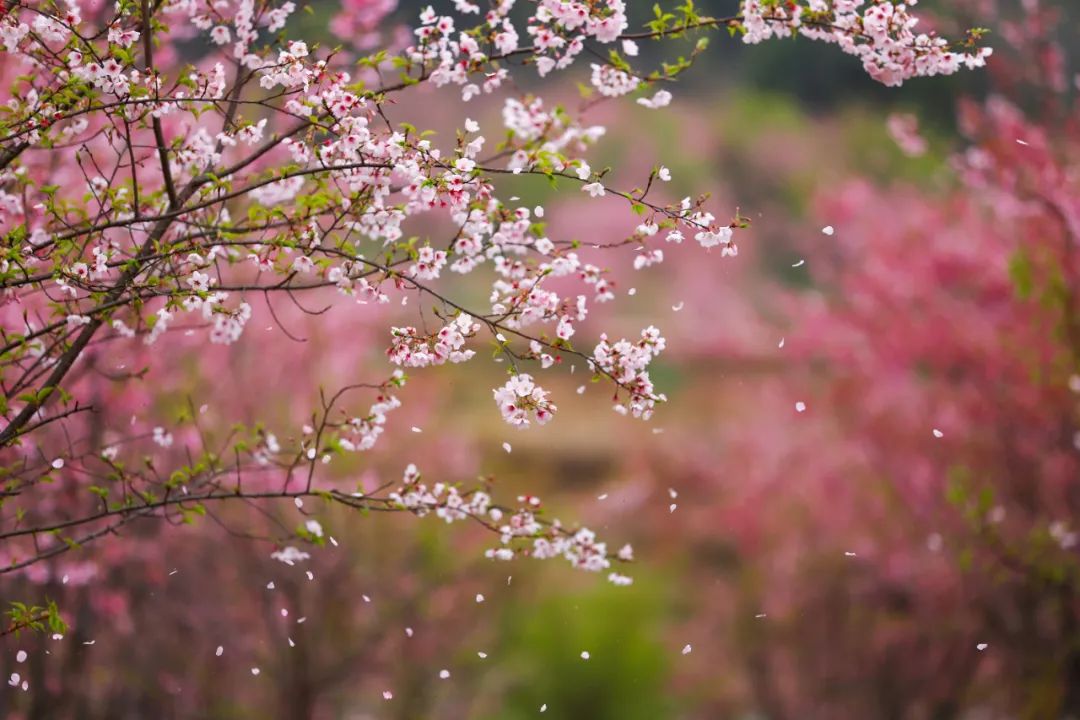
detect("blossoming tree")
[0,0,988,642]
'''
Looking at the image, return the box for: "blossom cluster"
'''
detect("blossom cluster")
[387,315,481,368]
[489,511,635,586]
[388,463,492,523]
[386,465,632,583]
[339,394,403,453]
[493,374,558,428]
[592,327,668,419]
[741,0,993,87]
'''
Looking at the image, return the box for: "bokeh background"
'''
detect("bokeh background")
[4,1,1080,718]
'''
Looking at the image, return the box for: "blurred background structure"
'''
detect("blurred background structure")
[3,1,1080,718]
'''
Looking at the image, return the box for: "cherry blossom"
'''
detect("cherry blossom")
[0,0,986,649]
[493,374,557,428]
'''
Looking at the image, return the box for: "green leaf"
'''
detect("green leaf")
[1008,250,1033,300]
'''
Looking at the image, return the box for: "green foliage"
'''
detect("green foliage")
[489,582,672,720]
[1009,250,1035,300]
[6,599,67,637]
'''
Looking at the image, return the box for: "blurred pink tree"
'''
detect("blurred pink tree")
[634,3,1080,717]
